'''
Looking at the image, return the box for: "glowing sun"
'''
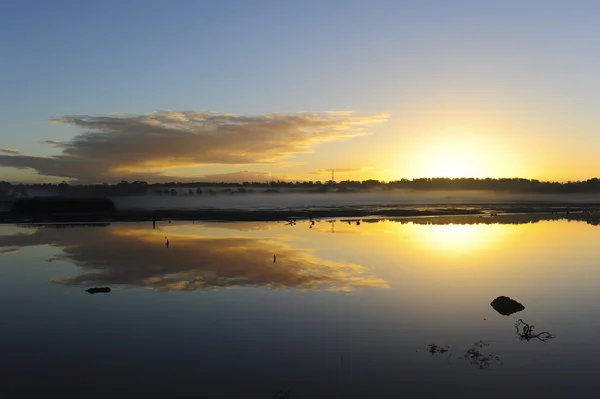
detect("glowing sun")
[406,131,496,179]
[422,156,477,179]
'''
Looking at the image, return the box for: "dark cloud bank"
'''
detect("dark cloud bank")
[0,111,386,183]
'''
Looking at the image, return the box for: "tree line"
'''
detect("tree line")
[3,177,600,199]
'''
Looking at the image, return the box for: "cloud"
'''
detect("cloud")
[0,148,20,154]
[42,140,61,145]
[0,111,387,183]
[0,248,19,255]
[0,224,388,292]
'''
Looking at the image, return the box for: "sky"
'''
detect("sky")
[2,0,600,183]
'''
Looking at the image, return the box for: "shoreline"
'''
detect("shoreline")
[1,202,599,224]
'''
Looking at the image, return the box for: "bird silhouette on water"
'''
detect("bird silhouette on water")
[273,254,277,263]
[165,237,169,248]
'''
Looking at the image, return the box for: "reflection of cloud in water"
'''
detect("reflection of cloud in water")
[0,225,387,292]
[1,248,19,255]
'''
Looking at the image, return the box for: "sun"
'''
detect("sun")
[398,129,501,179]
[413,143,488,179]
[422,156,477,179]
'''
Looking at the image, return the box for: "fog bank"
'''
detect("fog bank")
[113,190,600,211]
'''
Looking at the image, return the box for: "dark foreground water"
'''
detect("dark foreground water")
[0,217,598,398]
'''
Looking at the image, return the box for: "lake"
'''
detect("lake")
[0,216,598,398]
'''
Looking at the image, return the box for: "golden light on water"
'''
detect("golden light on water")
[382,221,514,257]
[411,224,506,254]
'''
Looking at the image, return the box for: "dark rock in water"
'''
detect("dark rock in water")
[86,287,111,294]
[491,296,525,315]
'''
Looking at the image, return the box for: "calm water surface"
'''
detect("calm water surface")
[1,217,599,398]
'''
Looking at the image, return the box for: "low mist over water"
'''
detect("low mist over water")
[113,190,600,211]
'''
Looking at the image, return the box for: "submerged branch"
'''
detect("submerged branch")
[515,319,556,342]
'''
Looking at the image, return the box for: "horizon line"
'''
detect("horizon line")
[3,177,600,185]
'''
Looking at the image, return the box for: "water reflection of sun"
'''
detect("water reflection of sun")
[401,223,512,256]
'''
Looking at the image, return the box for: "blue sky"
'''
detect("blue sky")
[2,0,600,182]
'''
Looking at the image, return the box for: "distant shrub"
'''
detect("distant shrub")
[11,197,116,214]
[311,185,330,193]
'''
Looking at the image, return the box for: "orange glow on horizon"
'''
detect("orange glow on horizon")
[386,124,531,180]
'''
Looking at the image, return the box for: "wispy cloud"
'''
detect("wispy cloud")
[0,248,19,255]
[0,148,20,154]
[0,111,387,182]
[42,140,61,145]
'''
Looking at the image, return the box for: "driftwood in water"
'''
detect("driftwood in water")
[515,319,555,341]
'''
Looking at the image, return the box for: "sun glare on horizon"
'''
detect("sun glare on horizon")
[421,156,479,179]
[395,127,517,180]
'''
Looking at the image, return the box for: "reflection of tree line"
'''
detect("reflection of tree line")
[11,213,597,234]
[366,212,600,226]
[10,212,600,233]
